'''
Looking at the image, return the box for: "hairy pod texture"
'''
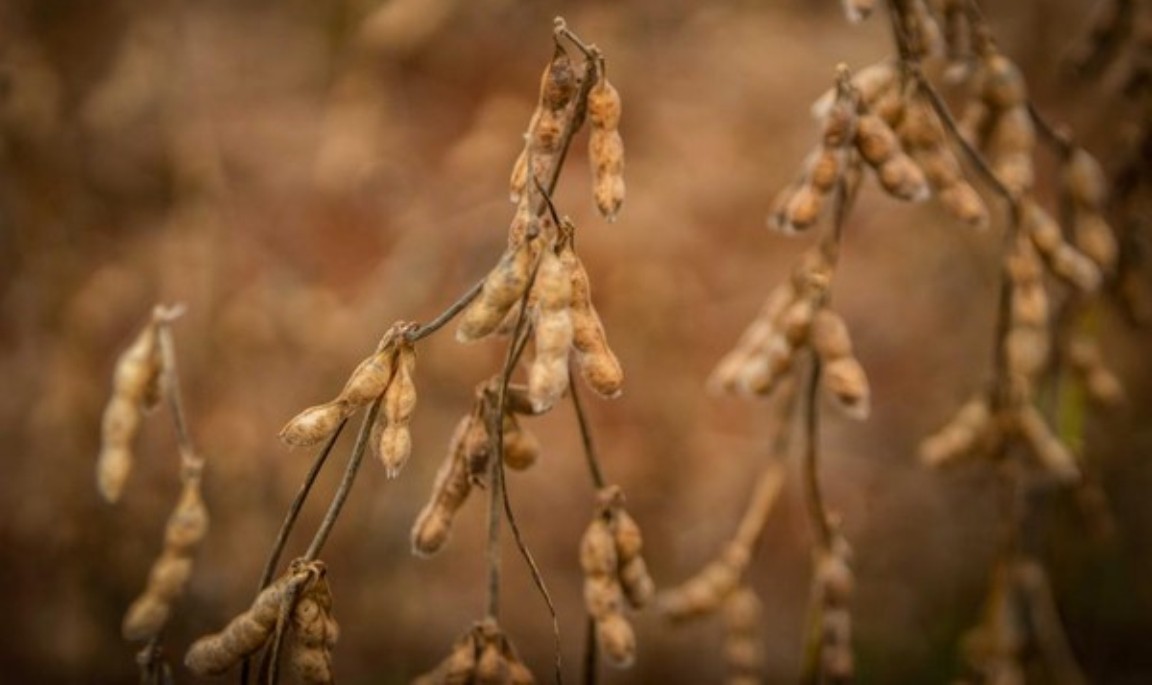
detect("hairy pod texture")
[286,567,339,685]
[457,239,538,343]
[588,74,625,221]
[376,342,418,477]
[414,619,534,685]
[411,416,475,557]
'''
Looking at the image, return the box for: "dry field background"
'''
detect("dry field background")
[1,0,1149,683]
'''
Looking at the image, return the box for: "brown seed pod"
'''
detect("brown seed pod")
[806,148,844,193]
[286,565,338,685]
[185,563,311,677]
[414,629,477,685]
[500,635,536,685]
[596,612,637,669]
[1005,325,1050,383]
[339,346,396,407]
[588,75,622,132]
[377,344,417,477]
[122,478,210,640]
[457,239,537,342]
[280,400,349,448]
[1062,148,1108,209]
[780,184,826,233]
[811,308,854,361]
[1050,244,1103,293]
[539,45,576,112]
[1015,405,1080,482]
[565,245,624,398]
[980,53,1028,110]
[97,318,163,503]
[920,397,993,467]
[722,587,765,682]
[474,623,510,685]
[658,543,750,621]
[822,357,871,420]
[502,412,540,470]
[411,417,474,557]
[1072,210,1118,273]
[590,127,626,221]
[855,113,902,166]
[877,154,931,202]
[528,247,574,412]
[605,493,655,609]
[938,183,991,228]
[811,60,898,119]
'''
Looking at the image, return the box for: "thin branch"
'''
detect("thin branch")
[581,615,598,685]
[568,379,607,489]
[304,397,382,561]
[1028,102,1075,158]
[801,356,834,550]
[405,279,485,344]
[155,305,201,476]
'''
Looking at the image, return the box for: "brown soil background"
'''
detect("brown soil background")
[1,1,1149,683]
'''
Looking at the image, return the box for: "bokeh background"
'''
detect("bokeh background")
[1,0,1149,683]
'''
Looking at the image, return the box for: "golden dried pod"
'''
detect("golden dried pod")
[1073,210,1118,273]
[956,100,991,147]
[1022,201,1063,255]
[502,414,540,470]
[991,151,1034,197]
[1049,244,1102,293]
[780,299,816,346]
[938,183,990,229]
[914,145,963,187]
[822,99,858,148]
[594,170,626,223]
[619,556,656,609]
[981,53,1027,109]
[588,76,622,130]
[855,113,901,165]
[383,345,417,425]
[811,308,854,361]
[596,613,637,668]
[987,108,1035,154]
[184,570,296,676]
[503,383,539,416]
[165,480,210,552]
[457,241,536,342]
[339,348,395,407]
[590,128,625,176]
[530,109,565,155]
[463,413,493,480]
[528,353,570,414]
[410,418,473,557]
[434,632,478,684]
[806,148,843,192]
[123,595,172,643]
[919,397,992,467]
[580,517,619,577]
[474,639,509,685]
[1062,148,1108,209]
[723,587,763,633]
[375,423,412,479]
[288,570,337,685]
[1010,283,1048,327]
[899,102,942,150]
[540,46,576,112]
[1087,368,1124,406]
[112,320,162,404]
[871,86,907,128]
[737,336,795,397]
[584,573,625,621]
[533,246,573,311]
[816,551,855,606]
[97,443,135,504]
[1005,325,1050,380]
[612,508,644,560]
[280,401,348,447]
[822,357,871,420]
[877,155,931,201]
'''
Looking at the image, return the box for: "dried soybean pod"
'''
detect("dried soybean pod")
[457,239,537,342]
[97,317,162,503]
[411,417,474,557]
[417,630,477,685]
[1062,148,1108,209]
[339,345,396,407]
[588,75,622,130]
[722,587,765,684]
[185,568,299,677]
[981,53,1028,110]
[811,308,854,360]
[919,397,993,466]
[286,564,338,685]
[527,246,574,413]
[502,412,540,471]
[474,620,510,685]
[822,356,871,420]
[1073,210,1118,273]
[602,487,655,609]
[596,612,636,668]
[280,400,349,448]
[122,478,209,641]
[658,543,750,621]
[591,128,626,221]
[1066,337,1125,406]
[377,342,417,477]
[564,243,624,398]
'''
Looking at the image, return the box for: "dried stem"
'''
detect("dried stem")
[405,279,485,344]
[801,357,834,551]
[581,615,598,685]
[155,306,201,477]
[304,397,383,561]
[569,378,607,489]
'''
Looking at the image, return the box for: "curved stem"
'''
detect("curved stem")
[568,379,607,489]
[304,398,382,561]
[802,357,834,550]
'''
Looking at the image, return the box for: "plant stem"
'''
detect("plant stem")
[568,379,607,489]
[304,397,382,561]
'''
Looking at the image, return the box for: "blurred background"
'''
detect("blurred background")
[1,0,1149,683]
